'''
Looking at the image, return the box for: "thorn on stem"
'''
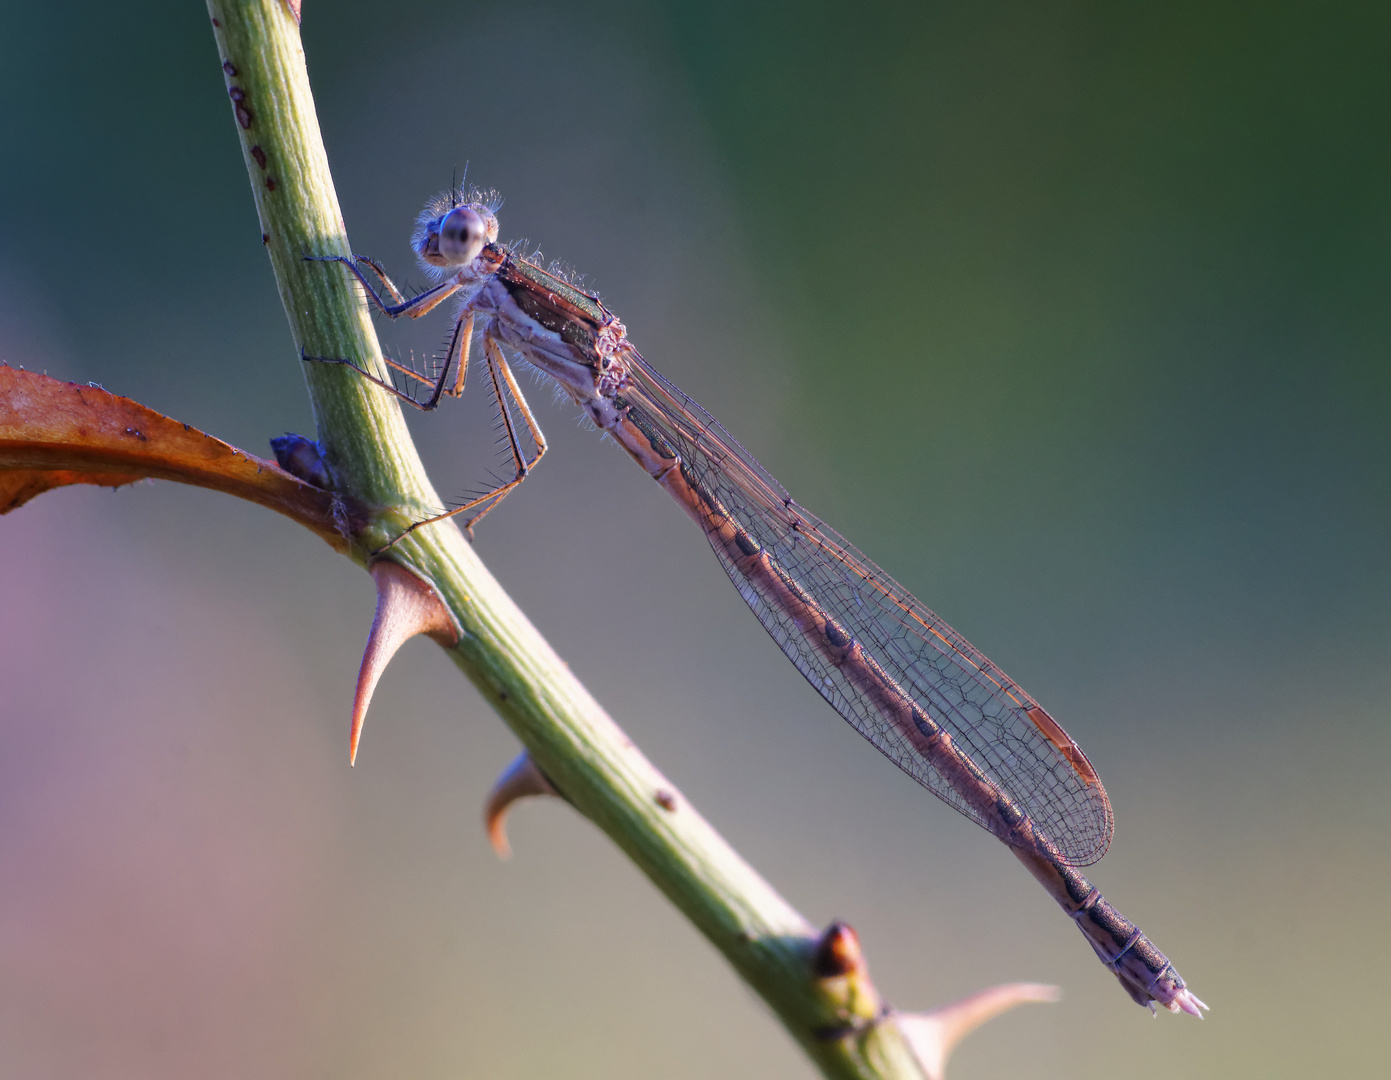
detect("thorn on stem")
[895,982,1060,1080]
[813,920,867,979]
[351,561,458,764]
[484,750,559,859]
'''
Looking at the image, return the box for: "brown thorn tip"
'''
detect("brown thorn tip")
[813,920,866,979]
[897,982,1060,1080]
[484,750,559,859]
[351,561,458,765]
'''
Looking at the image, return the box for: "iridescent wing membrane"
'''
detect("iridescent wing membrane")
[621,353,1114,866]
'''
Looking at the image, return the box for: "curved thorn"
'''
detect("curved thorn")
[484,750,559,859]
[896,982,1060,1080]
[351,560,459,765]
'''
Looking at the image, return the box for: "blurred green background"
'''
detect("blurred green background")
[2,1,1388,1077]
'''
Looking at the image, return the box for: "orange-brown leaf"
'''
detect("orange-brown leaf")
[0,366,360,547]
[0,467,145,511]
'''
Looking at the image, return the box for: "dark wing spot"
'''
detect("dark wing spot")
[824,619,851,648]
[911,706,939,739]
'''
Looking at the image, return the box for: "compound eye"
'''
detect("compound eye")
[437,206,487,265]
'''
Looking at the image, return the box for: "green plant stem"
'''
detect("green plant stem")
[206,3,926,1076]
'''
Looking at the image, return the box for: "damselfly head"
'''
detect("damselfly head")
[413,202,499,272]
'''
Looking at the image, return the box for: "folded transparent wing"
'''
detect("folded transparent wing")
[621,352,1114,866]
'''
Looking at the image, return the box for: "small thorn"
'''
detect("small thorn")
[813,920,867,979]
[808,920,885,1040]
[896,983,1060,1080]
[351,561,458,765]
[484,751,558,859]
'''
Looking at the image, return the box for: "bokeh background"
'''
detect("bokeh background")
[2,2,1388,1077]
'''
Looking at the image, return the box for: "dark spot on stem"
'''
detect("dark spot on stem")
[222,60,236,76]
[265,176,276,191]
[250,145,267,169]
[655,790,676,811]
[228,88,253,129]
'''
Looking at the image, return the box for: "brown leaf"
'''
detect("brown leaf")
[0,467,143,511]
[0,366,360,547]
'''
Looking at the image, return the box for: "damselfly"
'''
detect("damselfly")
[309,187,1205,1016]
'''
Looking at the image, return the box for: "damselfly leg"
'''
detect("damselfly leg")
[306,254,472,408]
[303,250,547,546]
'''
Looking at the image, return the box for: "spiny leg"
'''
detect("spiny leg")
[374,335,548,554]
[418,308,474,410]
[305,254,460,320]
[379,309,475,401]
[449,311,475,398]
[301,350,444,412]
[487,336,546,450]
[379,354,442,393]
[305,252,478,405]
[350,254,407,305]
[301,309,475,412]
[461,336,548,532]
